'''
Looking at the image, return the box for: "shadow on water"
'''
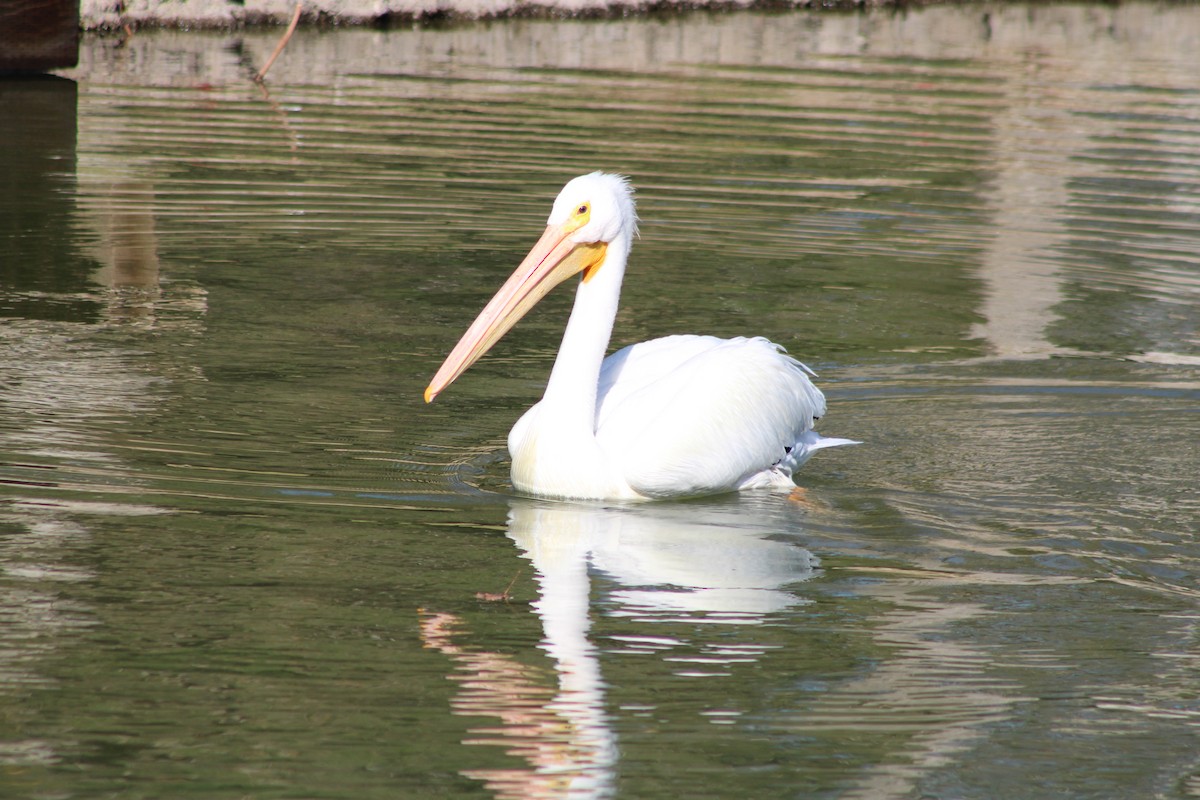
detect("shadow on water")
[0,76,83,315]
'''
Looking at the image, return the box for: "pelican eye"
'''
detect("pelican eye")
[566,202,592,233]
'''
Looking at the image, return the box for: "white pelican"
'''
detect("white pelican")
[425,172,856,500]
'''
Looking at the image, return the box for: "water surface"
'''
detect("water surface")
[2,4,1200,798]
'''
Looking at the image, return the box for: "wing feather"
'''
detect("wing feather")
[594,336,827,498]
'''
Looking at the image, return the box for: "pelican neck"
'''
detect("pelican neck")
[540,234,630,431]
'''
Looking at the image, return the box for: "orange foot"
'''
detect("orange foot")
[787,486,830,512]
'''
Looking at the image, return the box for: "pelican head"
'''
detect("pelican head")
[425,172,638,403]
[548,172,638,246]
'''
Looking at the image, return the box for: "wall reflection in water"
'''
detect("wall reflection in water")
[0,74,204,767]
[422,499,817,798]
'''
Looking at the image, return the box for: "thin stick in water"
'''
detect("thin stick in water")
[255,3,303,83]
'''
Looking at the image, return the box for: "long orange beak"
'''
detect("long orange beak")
[424,224,607,403]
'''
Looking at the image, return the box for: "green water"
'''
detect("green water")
[2,5,1200,798]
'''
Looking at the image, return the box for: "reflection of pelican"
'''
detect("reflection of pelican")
[426,173,856,500]
[510,500,817,623]
[423,498,819,799]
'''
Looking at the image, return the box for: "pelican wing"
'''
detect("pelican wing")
[595,336,827,498]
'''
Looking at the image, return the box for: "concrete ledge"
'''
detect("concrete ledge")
[81,0,904,30]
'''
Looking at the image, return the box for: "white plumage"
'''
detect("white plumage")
[426,173,856,500]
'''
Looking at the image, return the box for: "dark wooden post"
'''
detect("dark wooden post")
[0,0,81,72]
